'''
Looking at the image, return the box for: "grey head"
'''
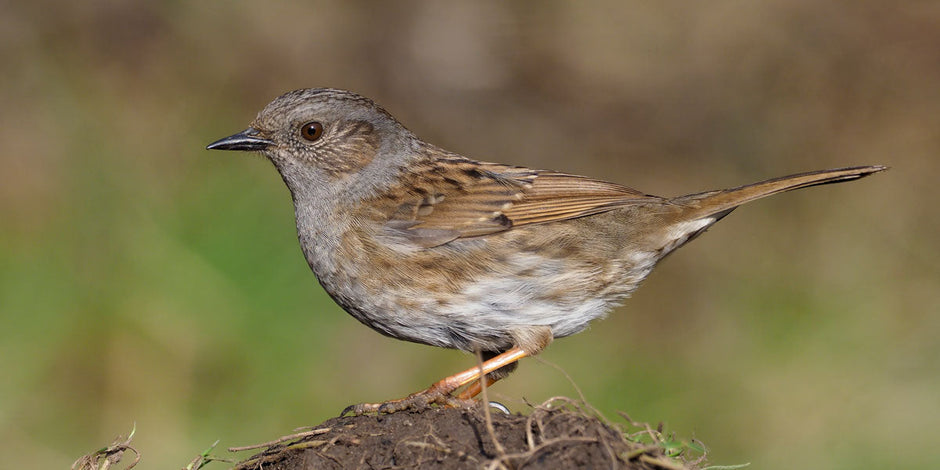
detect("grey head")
[207,88,418,202]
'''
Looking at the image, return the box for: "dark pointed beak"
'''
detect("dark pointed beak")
[206,127,273,151]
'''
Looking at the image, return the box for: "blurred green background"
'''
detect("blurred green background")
[1,1,937,469]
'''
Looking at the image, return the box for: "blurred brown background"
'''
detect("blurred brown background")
[1,1,937,469]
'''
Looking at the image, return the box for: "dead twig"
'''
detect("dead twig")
[228,427,331,452]
[72,424,140,470]
[478,349,507,458]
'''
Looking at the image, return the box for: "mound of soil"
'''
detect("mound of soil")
[230,398,701,470]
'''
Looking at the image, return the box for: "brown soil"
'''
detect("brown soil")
[229,398,702,470]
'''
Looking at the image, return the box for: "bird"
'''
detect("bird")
[206,88,886,415]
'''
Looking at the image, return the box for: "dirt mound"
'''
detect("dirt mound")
[229,398,703,470]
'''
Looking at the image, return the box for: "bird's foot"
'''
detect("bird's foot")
[340,383,473,416]
[339,347,531,417]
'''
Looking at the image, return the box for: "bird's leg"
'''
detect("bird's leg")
[457,349,520,400]
[341,347,529,416]
[456,374,499,400]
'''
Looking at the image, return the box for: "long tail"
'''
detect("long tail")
[674,165,887,219]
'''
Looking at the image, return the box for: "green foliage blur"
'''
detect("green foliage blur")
[1,2,937,469]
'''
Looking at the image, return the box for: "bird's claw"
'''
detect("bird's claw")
[340,386,473,417]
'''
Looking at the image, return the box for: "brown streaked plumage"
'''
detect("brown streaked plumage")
[207,88,886,415]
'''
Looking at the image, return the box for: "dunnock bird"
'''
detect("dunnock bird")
[207,88,885,414]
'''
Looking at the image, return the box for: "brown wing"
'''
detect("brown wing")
[502,171,653,225]
[373,157,659,247]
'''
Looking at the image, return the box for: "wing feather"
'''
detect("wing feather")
[370,158,661,247]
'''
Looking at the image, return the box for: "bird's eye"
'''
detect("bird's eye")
[300,122,324,141]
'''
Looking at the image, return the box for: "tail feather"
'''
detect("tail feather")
[675,165,887,219]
